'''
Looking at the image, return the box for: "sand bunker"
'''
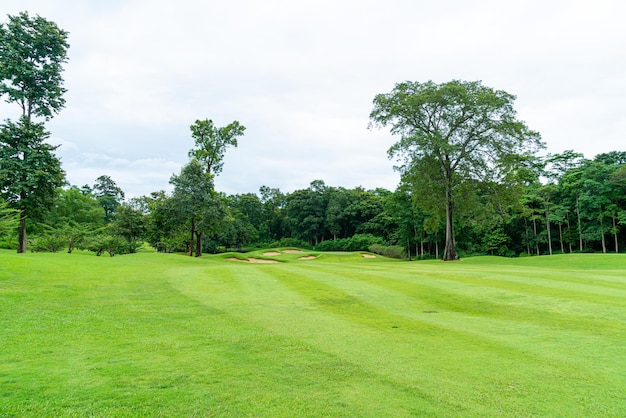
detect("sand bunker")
[298,256,317,260]
[282,249,304,254]
[263,251,281,256]
[226,257,278,264]
[248,258,278,264]
[361,254,376,258]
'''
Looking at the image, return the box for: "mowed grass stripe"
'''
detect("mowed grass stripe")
[260,259,626,413]
[2,253,448,416]
[174,264,532,416]
[287,260,626,338]
[168,262,466,416]
[176,259,624,416]
[2,250,625,416]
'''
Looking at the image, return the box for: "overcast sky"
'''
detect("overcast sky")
[2,0,625,197]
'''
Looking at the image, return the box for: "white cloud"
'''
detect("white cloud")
[2,0,625,198]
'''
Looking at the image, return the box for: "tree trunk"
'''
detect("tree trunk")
[576,193,583,251]
[546,211,553,255]
[195,231,203,257]
[532,217,539,255]
[613,216,619,253]
[443,186,458,261]
[558,223,564,254]
[524,218,530,255]
[566,215,573,253]
[189,216,195,257]
[599,216,606,254]
[17,209,27,253]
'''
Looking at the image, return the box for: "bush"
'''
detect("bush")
[315,238,348,252]
[383,245,405,259]
[270,237,313,250]
[346,234,384,251]
[29,235,65,252]
[368,243,406,259]
[315,234,384,252]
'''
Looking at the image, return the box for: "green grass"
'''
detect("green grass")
[1,250,625,417]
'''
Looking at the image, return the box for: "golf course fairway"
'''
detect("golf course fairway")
[1,249,624,416]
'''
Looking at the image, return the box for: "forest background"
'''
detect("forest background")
[1,11,625,259]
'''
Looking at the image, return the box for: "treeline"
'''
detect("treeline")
[1,149,624,258]
[2,13,625,258]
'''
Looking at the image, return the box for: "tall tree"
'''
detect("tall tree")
[170,159,224,256]
[188,119,246,175]
[0,11,69,120]
[259,185,285,241]
[92,175,125,223]
[0,12,69,252]
[370,80,543,260]
[0,119,64,252]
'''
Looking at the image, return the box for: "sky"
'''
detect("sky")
[2,0,625,198]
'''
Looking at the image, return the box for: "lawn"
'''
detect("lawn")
[0,249,624,417]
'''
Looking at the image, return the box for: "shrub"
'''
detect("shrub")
[382,245,405,259]
[368,244,386,255]
[315,238,348,252]
[368,243,406,259]
[315,234,384,252]
[270,238,313,250]
[29,235,65,252]
[346,234,384,251]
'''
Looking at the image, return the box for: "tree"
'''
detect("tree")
[0,199,18,238]
[0,119,64,252]
[170,159,224,256]
[259,185,285,241]
[370,80,543,260]
[41,186,105,252]
[92,175,125,223]
[0,12,69,252]
[0,11,69,120]
[188,119,246,175]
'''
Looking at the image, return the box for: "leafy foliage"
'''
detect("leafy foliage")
[188,119,245,175]
[370,80,544,260]
[0,11,69,119]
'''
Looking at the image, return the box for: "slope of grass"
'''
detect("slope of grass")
[1,250,624,416]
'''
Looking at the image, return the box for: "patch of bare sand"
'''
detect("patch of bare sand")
[226,257,248,262]
[226,257,278,264]
[248,258,279,264]
[263,251,281,256]
[283,249,304,254]
[298,256,317,260]
[362,254,376,258]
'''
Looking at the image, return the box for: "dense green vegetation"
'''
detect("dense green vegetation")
[1,250,624,416]
[2,10,624,418]
[1,13,624,259]
[5,150,625,259]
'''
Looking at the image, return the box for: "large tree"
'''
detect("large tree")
[0,119,64,252]
[0,11,69,252]
[92,175,125,223]
[188,119,246,175]
[170,159,224,257]
[0,11,69,120]
[370,80,543,260]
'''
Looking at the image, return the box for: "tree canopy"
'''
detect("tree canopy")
[0,11,68,252]
[188,119,246,176]
[369,80,544,260]
[0,11,69,120]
